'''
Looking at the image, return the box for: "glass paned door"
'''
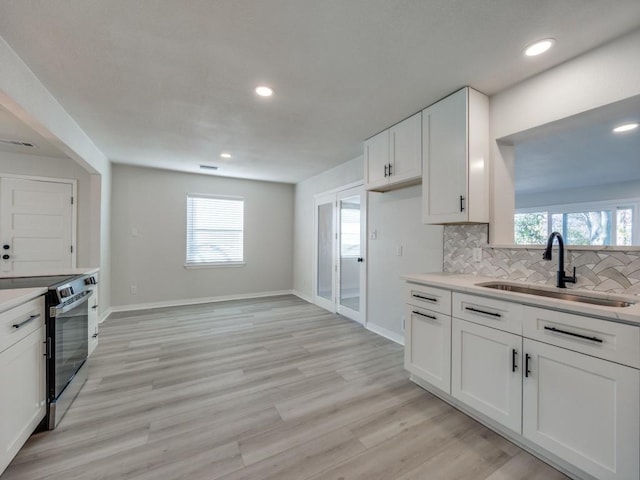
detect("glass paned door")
[317,201,334,303]
[339,194,362,317]
[314,186,365,324]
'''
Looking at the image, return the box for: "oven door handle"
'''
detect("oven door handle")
[51,290,92,317]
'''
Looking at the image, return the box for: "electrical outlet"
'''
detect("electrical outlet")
[396,245,403,256]
[130,285,137,295]
[472,247,482,262]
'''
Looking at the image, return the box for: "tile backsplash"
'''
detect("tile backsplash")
[443,224,640,295]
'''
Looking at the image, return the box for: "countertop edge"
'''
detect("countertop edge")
[403,273,640,326]
[0,287,48,314]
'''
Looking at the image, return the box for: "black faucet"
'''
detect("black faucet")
[542,232,576,288]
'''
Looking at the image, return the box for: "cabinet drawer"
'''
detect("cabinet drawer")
[406,284,451,315]
[0,297,45,354]
[452,292,523,335]
[523,306,640,368]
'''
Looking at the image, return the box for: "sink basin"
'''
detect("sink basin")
[476,282,636,308]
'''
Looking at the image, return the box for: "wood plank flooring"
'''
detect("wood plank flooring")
[1,295,569,480]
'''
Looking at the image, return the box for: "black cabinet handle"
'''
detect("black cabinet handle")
[384,164,388,177]
[412,310,437,320]
[388,163,392,176]
[512,349,518,372]
[543,326,603,343]
[464,306,501,318]
[460,195,465,212]
[12,313,40,329]
[525,354,531,378]
[412,293,438,303]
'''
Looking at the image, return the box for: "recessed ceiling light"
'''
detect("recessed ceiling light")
[524,38,555,57]
[613,123,639,133]
[255,85,274,97]
[220,152,232,159]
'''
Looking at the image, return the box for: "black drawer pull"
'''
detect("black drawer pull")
[465,306,501,318]
[543,326,603,343]
[512,348,518,372]
[412,310,437,320]
[525,353,531,378]
[412,294,437,303]
[12,313,41,329]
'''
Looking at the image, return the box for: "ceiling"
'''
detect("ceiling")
[512,94,640,195]
[0,1,640,184]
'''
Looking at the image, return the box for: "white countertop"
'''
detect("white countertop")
[403,272,640,326]
[0,267,99,279]
[0,287,47,314]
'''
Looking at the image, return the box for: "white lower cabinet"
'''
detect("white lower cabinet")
[404,305,451,393]
[88,287,99,356]
[404,282,640,480]
[0,325,46,474]
[451,318,522,433]
[523,338,640,480]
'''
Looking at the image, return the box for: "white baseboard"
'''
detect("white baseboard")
[99,308,113,324]
[291,290,313,303]
[366,322,405,346]
[107,290,295,315]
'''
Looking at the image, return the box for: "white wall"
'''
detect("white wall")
[0,35,112,318]
[111,164,294,308]
[517,179,640,209]
[367,185,443,342]
[490,28,640,243]
[293,156,364,300]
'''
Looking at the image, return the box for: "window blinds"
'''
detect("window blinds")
[186,195,244,264]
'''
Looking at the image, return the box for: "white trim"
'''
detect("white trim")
[292,290,313,303]
[312,180,364,199]
[99,308,112,324]
[366,322,405,346]
[107,290,293,314]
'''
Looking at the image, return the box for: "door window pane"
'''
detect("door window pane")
[317,202,333,301]
[340,196,361,312]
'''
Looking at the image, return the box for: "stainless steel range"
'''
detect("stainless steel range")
[0,272,97,429]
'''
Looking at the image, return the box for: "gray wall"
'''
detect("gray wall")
[366,185,443,341]
[111,164,294,308]
[293,156,364,299]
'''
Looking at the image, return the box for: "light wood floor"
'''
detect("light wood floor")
[1,295,569,480]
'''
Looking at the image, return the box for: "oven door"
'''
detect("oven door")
[50,291,90,400]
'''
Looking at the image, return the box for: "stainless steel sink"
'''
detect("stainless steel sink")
[476,282,636,308]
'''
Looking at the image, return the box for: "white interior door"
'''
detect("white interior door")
[0,177,75,274]
[314,186,365,324]
[337,188,365,323]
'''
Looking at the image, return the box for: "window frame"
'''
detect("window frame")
[514,198,639,246]
[185,193,245,268]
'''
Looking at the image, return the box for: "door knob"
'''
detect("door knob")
[2,245,9,250]
[2,254,9,260]
[357,257,364,263]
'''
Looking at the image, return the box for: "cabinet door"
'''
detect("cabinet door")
[404,306,451,393]
[88,288,99,356]
[0,327,46,474]
[364,129,389,190]
[451,318,522,433]
[389,112,422,185]
[422,88,468,223]
[523,339,639,480]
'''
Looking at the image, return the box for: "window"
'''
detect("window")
[186,194,244,265]
[514,200,637,246]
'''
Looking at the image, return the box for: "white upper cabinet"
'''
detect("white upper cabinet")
[422,87,489,224]
[364,112,422,192]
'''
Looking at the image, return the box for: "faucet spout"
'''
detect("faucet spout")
[542,232,576,288]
